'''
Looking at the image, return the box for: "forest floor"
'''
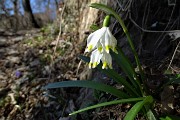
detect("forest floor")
[0,28,83,120]
[0,28,179,120]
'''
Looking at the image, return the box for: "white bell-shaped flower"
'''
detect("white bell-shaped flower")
[85,27,118,54]
[89,49,103,69]
[101,51,112,69]
[105,28,118,53]
[88,49,113,69]
[85,27,106,52]
[85,15,118,69]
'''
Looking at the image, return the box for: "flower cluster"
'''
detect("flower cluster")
[85,26,118,69]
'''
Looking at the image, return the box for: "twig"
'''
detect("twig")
[129,12,180,33]
[167,41,180,70]
[155,0,177,48]
[53,4,66,59]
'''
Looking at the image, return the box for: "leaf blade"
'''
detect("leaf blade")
[124,96,153,120]
[69,97,144,115]
[44,80,129,98]
[79,55,140,97]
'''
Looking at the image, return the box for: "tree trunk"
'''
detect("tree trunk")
[12,0,19,31]
[22,0,39,28]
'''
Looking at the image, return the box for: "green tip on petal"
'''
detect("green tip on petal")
[92,62,98,68]
[113,47,118,54]
[109,64,113,69]
[88,45,93,51]
[102,62,107,69]
[98,47,103,52]
[105,46,110,53]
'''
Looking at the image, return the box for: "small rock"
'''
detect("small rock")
[0,38,7,47]
[0,71,8,80]
[30,59,40,67]
[59,117,72,120]
[17,66,29,71]
[0,49,6,54]
[5,57,20,68]
[11,36,24,42]
[6,49,19,56]
[4,31,13,36]
[50,40,59,46]
[161,85,174,114]
[43,65,51,76]
[39,50,43,54]
[18,77,29,84]
[65,100,75,114]
[0,80,8,87]
[6,56,21,64]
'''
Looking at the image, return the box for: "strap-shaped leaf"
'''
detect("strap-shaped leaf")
[124,96,153,120]
[69,97,144,115]
[44,80,129,98]
[160,115,180,120]
[79,55,140,97]
[111,48,140,91]
[146,107,157,120]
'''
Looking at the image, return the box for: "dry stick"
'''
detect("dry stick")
[155,18,178,50]
[76,51,88,76]
[142,1,149,28]
[167,41,180,71]
[129,12,180,33]
[154,1,176,50]
[53,4,66,59]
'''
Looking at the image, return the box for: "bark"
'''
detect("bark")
[12,0,19,31]
[22,0,40,28]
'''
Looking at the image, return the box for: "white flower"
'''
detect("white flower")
[85,27,117,54]
[89,49,112,69]
[85,26,117,69]
[101,51,112,69]
[89,49,102,69]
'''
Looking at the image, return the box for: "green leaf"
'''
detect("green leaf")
[79,55,140,97]
[112,48,140,90]
[124,96,153,120]
[160,115,180,120]
[160,116,172,120]
[101,68,140,97]
[162,74,180,88]
[69,97,144,115]
[79,55,90,62]
[146,109,157,120]
[44,80,129,98]
[90,24,100,31]
[169,74,180,84]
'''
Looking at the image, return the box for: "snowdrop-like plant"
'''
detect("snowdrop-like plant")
[44,3,180,120]
[85,15,117,69]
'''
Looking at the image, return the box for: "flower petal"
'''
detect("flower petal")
[89,49,102,68]
[101,52,112,69]
[86,27,106,52]
[107,28,118,53]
